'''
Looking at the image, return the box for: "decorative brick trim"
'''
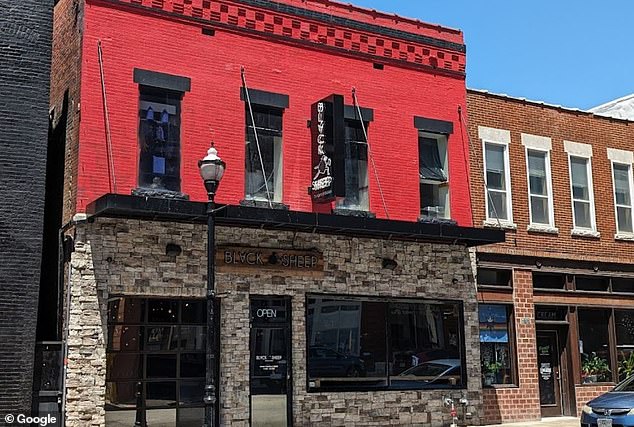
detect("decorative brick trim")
[92,0,466,75]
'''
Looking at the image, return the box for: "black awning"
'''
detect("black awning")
[86,194,504,247]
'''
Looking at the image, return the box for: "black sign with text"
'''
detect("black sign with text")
[310,94,345,203]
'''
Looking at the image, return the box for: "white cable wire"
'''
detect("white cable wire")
[352,88,389,219]
[241,67,273,208]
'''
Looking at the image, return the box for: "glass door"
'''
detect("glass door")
[250,297,291,427]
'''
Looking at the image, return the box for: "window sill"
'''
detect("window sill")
[571,228,600,238]
[527,224,559,234]
[332,208,375,218]
[131,187,189,200]
[482,384,519,389]
[483,220,517,230]
[240,199,289,210]
[418,216,457,226]
[615,233,634,242]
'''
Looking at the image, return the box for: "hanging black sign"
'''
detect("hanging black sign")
[310,94,345,203]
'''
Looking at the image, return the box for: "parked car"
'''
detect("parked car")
[308,346,366,378]
[390,359,461,389]
[581,375,634,427]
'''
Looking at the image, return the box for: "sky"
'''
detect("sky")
[349,1,634,110]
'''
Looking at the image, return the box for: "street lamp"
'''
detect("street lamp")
[198,144,226,427]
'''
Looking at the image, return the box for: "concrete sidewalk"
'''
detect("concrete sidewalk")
[477,416,579,427]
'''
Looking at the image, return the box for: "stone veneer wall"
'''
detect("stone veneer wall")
[65,217,483,426]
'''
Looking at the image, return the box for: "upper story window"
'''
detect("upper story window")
[245,105,283,202]
[419,133,449,219]
[612,163,634,234]
[522,133,555,230]
[336,120,369,211]
[133,69,190,197]
[242,88,289,205]
[608,148,634,237]
[565,140,596,235]
[479,127,513,227]
[416,116,453,221]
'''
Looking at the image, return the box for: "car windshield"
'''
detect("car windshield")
[403,363,450,377]
[613,375,634,392]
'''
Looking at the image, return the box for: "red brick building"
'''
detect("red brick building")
[49,0,506,426]
[468,89,634,423]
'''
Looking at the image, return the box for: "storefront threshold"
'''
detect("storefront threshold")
[477,416,578,427]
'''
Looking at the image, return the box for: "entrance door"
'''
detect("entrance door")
[250,297,291,427]
[537,331,562,417]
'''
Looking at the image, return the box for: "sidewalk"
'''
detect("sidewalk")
[476,416,579,427]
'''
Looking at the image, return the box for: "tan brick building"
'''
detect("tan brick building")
[468,89,634,424]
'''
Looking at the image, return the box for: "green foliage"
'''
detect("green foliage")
[619,352,634,380]
[483,361,503,375]
[582,352,610,376]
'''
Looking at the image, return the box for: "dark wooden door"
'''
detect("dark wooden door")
[537,331,563,417]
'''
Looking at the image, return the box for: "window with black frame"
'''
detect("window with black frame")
[306,296,464,391]
[138,86,182,192]
[419,133,450,220]
[106,298,206,426]
[336,120,369,211]
[245,104,283,202]
[478,304,515,386]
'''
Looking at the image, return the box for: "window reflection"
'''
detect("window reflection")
[306,296,464,391]
[479,304,514,386]
[579,309,612,383]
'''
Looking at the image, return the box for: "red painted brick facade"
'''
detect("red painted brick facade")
[68,0,473,224]
[469,90,634,423]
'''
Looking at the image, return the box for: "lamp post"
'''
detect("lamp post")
[198,144,226,427]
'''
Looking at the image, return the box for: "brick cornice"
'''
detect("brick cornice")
[90,0,466,76]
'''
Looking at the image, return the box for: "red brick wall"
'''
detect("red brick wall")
[575,385,614,417]
[73,0,473,225]
[467,90,634,264]
[481,269,541,424]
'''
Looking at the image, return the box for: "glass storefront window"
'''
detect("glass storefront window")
[106,298,206,426]
[616,310,634,381]
[477,268,512,287]
[533,273,566,290]
[578,309,612,383]
[306,296,465,391]
[479,304,515,386]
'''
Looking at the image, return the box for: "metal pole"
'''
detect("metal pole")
[204,197,217,427]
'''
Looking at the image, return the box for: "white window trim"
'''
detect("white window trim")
[481,134,515,228]
[565,146,598,236]
[610,158,634,240]
[522,134,556,233]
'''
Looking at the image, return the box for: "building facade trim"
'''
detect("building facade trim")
[239,87,290,109]
[521,133,552,151]
[92,0,466,75]
[563,140,593,158]
[133,68,192,92]
[607,147,634,164]
[478,126,510,144]
[414,115,454,134]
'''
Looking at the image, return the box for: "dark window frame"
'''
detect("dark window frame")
[335,119,370,212]
[244,102,284,203]
[478,303,518,387]
[106,297,206,424]
[137,85,184,193]
[305,293,467,393]
[476,268,513,288]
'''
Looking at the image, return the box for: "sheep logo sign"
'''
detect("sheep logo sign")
[310,94,345,203]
